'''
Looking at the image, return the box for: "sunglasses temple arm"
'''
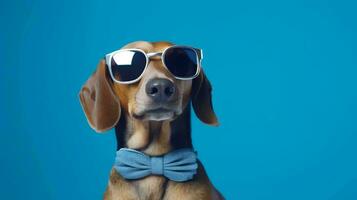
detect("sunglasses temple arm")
[104,54,111,65]
[194,48,203,60]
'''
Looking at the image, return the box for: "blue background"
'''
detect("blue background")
[1,0,357,199]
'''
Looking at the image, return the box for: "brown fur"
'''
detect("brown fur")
[79,41,224,200]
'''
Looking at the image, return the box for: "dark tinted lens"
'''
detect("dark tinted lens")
[110,50,146,82]
[163,47,198,78]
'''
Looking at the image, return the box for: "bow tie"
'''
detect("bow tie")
[114,148,198,182]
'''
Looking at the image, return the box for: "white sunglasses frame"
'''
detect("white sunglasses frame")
[105,45,203,84]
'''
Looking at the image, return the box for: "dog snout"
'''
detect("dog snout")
[145,78,176,102]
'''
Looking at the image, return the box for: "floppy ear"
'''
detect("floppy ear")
[79,59,121,132]
[191,70,219,126]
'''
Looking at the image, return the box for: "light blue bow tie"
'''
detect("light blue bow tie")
[114,148,198,182]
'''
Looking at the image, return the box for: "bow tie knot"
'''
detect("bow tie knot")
[151,156,164,175]
[114,148,198,182]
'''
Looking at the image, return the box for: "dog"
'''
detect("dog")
[79,41,224,200]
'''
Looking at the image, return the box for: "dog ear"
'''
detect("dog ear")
[79,59,121,132]
[191,70,219,126]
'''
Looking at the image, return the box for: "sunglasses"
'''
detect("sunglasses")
[105,45,203,84]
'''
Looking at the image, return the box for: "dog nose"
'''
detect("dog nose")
[146,78,176,102]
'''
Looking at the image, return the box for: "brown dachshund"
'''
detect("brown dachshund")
[79,41,224,200]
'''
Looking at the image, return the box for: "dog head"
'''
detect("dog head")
[79,41,218,133]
